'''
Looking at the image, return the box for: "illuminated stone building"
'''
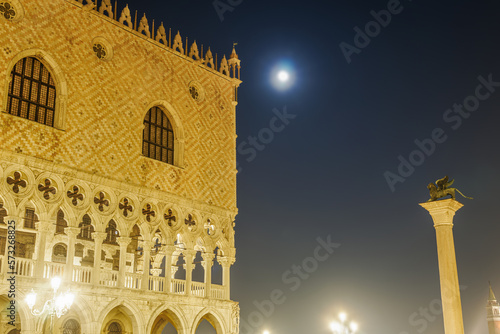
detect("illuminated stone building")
[488,284,500,334]
[0,0,242,332]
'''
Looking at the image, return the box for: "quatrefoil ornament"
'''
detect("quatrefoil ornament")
[38,179,56,200]
[67,186,84,206]
[119,198,133,217]
[0,2,16,20]
[7,171,26,194]
[94,192,109,212]
[164,209,176,227]
[142,204,155,222]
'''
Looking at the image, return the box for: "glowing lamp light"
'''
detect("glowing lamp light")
[26,289,37,309]
[339,312,347,323]
[263,330,270,334]
[51,277,61,291]
[329,321,341,332]
[350,322,358,332]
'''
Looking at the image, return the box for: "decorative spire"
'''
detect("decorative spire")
[490,282,497,301]
[230,43,239,59]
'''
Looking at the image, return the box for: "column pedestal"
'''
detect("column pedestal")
[420,199,464,334]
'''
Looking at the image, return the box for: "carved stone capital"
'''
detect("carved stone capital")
[218,256,236,267]
[64,227,81,238]
[91,231,107,242]
[116,237,132,247]
[35,220,53,233]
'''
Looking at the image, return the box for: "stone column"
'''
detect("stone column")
[218,256,235,300]
[116,237,131,288]
[91,232,107,286]
[183,250,195,296]
[141,241,153,290]
[34,220,52,278]
[64,227,80,282]
[420,199,464,334]
[163,246,175,293]
[2,216,17,276]
[202,253,215,298]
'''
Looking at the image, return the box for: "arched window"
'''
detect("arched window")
[108,322,122,334]
[77,214,94,240]
[0,203,7,225]
[24,208,38,229]
[104,220,119,245]
[56,209,67,234]
[63,318,81,334]
[143,106,174,164]
[7,57,56,126]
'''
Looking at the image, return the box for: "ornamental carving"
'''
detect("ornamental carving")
[142,203,155,222]
[67,185,84,206]
[164,209,176,226]
[38,178,56,200]
[94,191,110,211]
[93,43,107,60]
[0,2,16,20]
[119,198,133,217]
[7,171,26,193]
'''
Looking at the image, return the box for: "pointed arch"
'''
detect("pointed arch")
[97,298,146,334]
[147,305,188,334]
[3,49,67,129]
[192,308,227,334]
[142,100,185,168]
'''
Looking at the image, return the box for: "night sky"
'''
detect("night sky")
[124,0,500,333]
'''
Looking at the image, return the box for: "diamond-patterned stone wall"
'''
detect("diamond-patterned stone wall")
[0,0,239,212]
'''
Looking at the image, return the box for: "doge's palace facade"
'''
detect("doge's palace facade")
[0,0,241,333]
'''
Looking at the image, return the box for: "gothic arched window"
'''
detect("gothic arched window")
[104,220,119,245]
[7,57,57,126]
[142,106,174,164]
[56,209,67,234]
[77,214,94,240]
[108,322,122,334]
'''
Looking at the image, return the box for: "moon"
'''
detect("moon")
[277,70,290,82]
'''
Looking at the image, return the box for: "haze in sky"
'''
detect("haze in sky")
[124,0,500,333]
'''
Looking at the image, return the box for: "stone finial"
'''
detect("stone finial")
[138,13,150,38]
[172,31,184,54]
[156,23,167,45]
[99,0,113,18]
[205,47,214,68]
[119,4,132,27]
[189,41,200,61]
[219,55,229,76]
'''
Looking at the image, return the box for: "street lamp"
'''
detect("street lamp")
[26,277,75,333]
[330,312,358,334]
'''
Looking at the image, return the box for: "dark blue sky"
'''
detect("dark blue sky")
[127,0,500,333]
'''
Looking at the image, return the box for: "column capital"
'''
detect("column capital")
[141,240,155,250]
[64,227,81,238]
[420,199,463,227]
[35,220,52,233]
[3,216,19,223]
[91,231,107,242]
[202,252,215,261]
[218,256,236,267]
[116,237,132,247]
[182,249,197,258]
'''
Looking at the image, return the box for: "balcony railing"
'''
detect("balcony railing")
[191,281,205,297]
[125,272,142,289]
[17,258,35,277]
[44,262,65,279]
[3,260,227,300]
[171,279,186,295]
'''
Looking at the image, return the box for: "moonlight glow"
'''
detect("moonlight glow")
[271,62,295,91]
[277,70,289,82]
